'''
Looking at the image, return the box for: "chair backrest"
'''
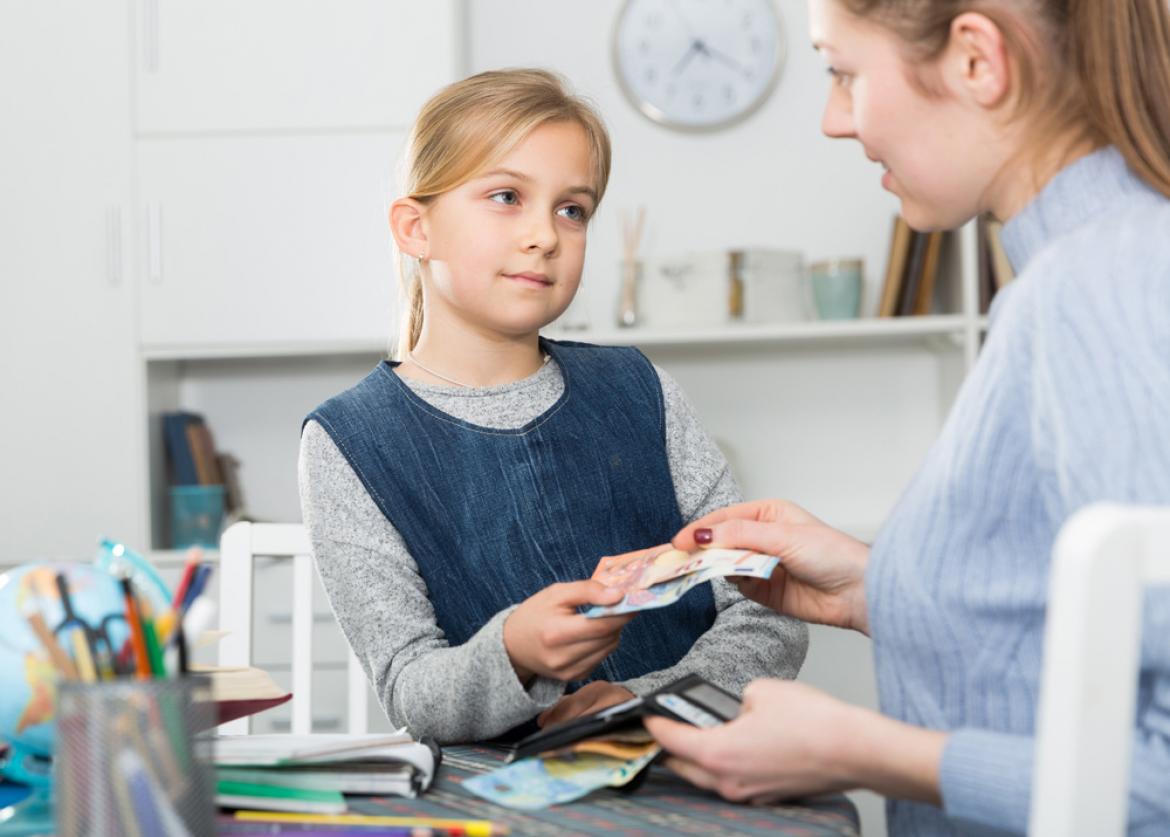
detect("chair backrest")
[1030,503,1170,835]
[217,520,368,736]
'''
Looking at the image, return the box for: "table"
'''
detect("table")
[343,745,860,837]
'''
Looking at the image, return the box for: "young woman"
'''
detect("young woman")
[645,0,1170,834]
[299,69,806,745]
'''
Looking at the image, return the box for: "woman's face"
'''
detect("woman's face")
[809,0,1009,229]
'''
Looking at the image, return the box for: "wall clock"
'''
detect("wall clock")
[613,0,785,132]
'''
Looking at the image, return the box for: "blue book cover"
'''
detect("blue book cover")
[163,411,201,486]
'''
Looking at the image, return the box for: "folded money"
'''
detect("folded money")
[583,548,779,617]
[463,747,660,810]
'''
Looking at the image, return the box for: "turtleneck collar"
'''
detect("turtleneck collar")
[998,146,1157,275]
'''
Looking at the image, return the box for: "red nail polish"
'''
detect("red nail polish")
[694,528,713,545]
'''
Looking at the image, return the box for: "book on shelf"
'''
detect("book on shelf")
[909,230,945,316]
[210,733,439,799]
[163,411,226,487]
[878,215,914,317]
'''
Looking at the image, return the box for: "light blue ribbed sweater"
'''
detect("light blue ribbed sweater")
[868,147,1170,835]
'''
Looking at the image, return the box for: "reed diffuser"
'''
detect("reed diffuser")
[617,206,646,328]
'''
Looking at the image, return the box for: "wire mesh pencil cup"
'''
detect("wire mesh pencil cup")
[54,678,216,837]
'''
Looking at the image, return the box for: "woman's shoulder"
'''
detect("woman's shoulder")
[1020,194,1170,328]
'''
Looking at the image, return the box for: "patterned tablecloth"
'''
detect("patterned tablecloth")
[346,744,861,837]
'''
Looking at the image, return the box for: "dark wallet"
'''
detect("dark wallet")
[512,674,742,760]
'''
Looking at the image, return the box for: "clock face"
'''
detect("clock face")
[613,0,785,131]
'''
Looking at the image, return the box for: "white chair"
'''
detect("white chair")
[217,521,368,736]
[1030,503,1170,835]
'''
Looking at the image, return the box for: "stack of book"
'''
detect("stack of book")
[162,411,244,514]
[210,733,439,815]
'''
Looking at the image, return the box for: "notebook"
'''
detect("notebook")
[211,733,439,799]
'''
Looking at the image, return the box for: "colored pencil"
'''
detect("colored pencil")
[25,611,79,680]
[120,577,151,679]
[233,812,509,836]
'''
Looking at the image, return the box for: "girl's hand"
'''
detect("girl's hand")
[673,499,871,635]
[644,679,944,805]
[537,681,636,728]
[503,581,633,684]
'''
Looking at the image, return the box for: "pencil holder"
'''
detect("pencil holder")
[54,678,216,837]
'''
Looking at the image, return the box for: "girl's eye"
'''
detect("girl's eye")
[557,204,587,223]
[489,190,519,206]
[827,67,854,89]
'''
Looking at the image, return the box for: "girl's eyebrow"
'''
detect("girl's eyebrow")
[477,168,597,204]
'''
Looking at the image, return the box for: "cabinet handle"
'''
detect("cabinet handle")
[146,203,163,285]
[143,0,159,73]
[105,207,123,287]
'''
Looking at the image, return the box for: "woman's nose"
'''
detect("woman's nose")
[821,87,856,139]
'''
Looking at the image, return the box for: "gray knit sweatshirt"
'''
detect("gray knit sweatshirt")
[298,357,807,743]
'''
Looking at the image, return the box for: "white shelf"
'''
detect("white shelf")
[142,315,972,361]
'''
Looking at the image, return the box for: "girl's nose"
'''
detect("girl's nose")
[524,213,559,255]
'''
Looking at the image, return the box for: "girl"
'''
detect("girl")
[645,0,1170,834]
[298,69,807,744]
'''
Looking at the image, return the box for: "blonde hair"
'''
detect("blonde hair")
[394,68,612,359]
[837,0,1170,198]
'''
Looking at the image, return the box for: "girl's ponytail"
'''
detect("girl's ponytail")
[1069,0,1170,198]
[396,259,425,360]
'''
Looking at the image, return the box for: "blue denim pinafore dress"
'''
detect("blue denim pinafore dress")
[305,338,715,685]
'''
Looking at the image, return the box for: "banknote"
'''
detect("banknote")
[583,550,779,617]
[592,547,778,592]
[463,747,660,810]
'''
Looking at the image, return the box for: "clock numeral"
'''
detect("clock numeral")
[724,84,735,102]
[645,67,657,84]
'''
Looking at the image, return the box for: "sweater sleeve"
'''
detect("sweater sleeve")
[619,368,809,696]
[940,243,1170,833]
[298,420,565,744]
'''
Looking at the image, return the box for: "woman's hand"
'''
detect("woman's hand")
[503,581,633,684]
[673,499,871,634]
[537,681,636,728]
[644,679,944,805]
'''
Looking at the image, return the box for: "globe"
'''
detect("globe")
[0,562,127,787]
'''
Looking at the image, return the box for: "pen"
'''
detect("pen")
[171,550,202,611]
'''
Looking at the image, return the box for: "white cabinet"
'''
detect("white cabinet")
[136,133,403,349]
[134,0,462,134]
[0,0,147,557]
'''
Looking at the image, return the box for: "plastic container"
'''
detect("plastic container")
[170,485,226,549]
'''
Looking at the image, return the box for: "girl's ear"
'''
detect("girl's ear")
[946,11,1012,109]
[389,197,429,259]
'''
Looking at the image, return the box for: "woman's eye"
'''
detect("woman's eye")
[557,204,586,222]
[827,67,854,89]
[489,190,519,205]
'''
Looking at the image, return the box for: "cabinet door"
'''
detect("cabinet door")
[0,0,145,556]
[135,0,462,134]
[136,133,401,349]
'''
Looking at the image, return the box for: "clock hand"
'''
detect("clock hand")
[672,40,702,76]
[697,42,751,78]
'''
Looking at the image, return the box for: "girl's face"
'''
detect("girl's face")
[420,121,597,340]
[809,0,1009,229]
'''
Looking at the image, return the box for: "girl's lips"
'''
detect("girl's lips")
[505,272,553,287]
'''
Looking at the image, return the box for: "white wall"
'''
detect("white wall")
[467,6,913,833]
[467,0,900,327]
